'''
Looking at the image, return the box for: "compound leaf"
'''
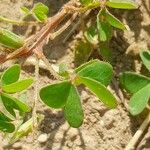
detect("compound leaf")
[79,76,117,108]
[40,81,71,108]
[64,85,84,128]
[1,64,20,85]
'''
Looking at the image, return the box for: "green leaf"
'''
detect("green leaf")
[32,2,49,22]
[0,120,15,133]
[97,10,112,41]
[20,7,30,15]
[0,112,12,122]
[0,28,24,49]
[0,93,31,117]
[84,25,98,45]
[79,76,117,108]
[64,85,84,128]
[1,64,20,85]
[106,0,138,9]
[74,40,92,66]
[119,72,150,94]
[80,0,93,6]
[129,83,150,115]
[140,49,150,71]
[2,78,33,93]
[105,9,126,30]
[76,59,113,86]
[40,81,71,108]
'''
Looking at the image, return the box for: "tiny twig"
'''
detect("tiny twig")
[125,112,150,150]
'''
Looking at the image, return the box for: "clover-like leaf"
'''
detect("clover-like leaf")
[79,76,117,108]
[64,85,84,128]
[2,78,33,93]
[140,49,150,71]
[0,120,15,133]
[32,3,49,22]
[76,59,113,86]
[105,9,126,30]
[1,64,20,85]
[0,93,31,117]
[120,72,150,94]
[40,81,71,108]
[0,28,24,49]
[106,0,138,9]
[129,83,150,115]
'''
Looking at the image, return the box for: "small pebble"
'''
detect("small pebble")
[37,133,48,143]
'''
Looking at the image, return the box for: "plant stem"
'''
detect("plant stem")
[32,56,39,127]
[125,112,150,150]
[0,16,39,26]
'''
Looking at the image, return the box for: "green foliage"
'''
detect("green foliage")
[0,64,33,133]
[120,49,150,115]
[0,28,24,49]
[40,60,117,128]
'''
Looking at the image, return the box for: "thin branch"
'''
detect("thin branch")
[125,112,150,150]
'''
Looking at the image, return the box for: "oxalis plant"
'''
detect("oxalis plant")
[0,65,33,139]
[120,49,150,150]
[40,59,117,127]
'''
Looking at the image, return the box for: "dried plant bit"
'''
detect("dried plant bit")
[0,28,24,49]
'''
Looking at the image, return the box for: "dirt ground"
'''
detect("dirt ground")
[0,0,150,150]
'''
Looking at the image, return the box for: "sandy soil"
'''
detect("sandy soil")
[0,0,150,150]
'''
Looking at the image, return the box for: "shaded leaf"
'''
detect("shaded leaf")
[84,25,98,45]
[32,3,49,22]
[40,81,71,108]
[119,72,150,94]
[74,40,92,66]
[2,78,33,93]
[97,10,112,41]
[105,9,126,30]
[64,85,84,128]
[106,0,138,9]
[0,93,31,117]
[0,28,24,49]
[1,64,20,85]
[79,76,117,108]
[129,83,150,115]
[0,120,15,133]
[76,59,113,86]
[0,112,12,122]
[140,49,150,71]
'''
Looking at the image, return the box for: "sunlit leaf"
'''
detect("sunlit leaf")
[80,0,93,6]
[2,78,33,93]
[40,81,71,108]
[0,120,15,133]
[105,9,126,30]
[140,49,150,71]
[0,28,24,49]
[32,3,49,22]
[0,112,12,122]
[64,85,84,128]
[79,76,117,108]
[119,72,150,94]
[20,7,30,15]
[76,59,113,86]
[129,83,150,115]
[106,0,138,9]
[1,64,20,85]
